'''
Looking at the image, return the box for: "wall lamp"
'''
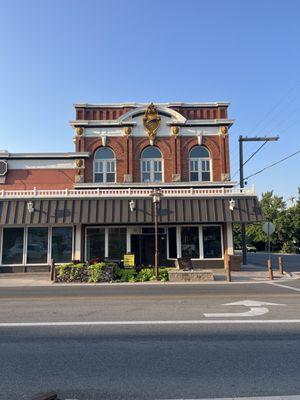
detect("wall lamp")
[129,200,135,212]
[229,198,236,211]
[27,201,34,213]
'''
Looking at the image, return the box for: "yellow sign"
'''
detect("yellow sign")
[123,254,135,267]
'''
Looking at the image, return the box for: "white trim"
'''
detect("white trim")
[74,225,81,260]
[126,227,131,253]
[104,227,109,258]
[0,186,256,199]
[140,147,164,183]
[226,222,234,255]
[176,226,181,259]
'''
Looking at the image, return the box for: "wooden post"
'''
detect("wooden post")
[50,259,55,281]
[278,256,284,275]
[268,259,273,280]
[223,223,231,282]
[227,258,232,282]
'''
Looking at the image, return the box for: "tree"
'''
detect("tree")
[233,189,300,253]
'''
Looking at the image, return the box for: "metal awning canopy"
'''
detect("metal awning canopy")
[0,197,262,225]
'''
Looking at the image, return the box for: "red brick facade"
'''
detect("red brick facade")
[0,102,232,190]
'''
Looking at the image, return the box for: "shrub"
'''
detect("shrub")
[119,268,137,282]
[88,262,107,283]
[280,242,297,254]
[159,268,170,282]
[56,263,87,282]
[137,268,154,282]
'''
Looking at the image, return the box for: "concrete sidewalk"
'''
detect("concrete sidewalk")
[0,266,295,287]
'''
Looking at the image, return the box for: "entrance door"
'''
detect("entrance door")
[130,233,167,267]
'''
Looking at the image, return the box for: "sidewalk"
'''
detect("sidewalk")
[0,266,296,287]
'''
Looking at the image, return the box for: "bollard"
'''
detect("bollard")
[278,256,284,275]
[268,259,273,280]
[226,258,232,282]
[50,259,55,281]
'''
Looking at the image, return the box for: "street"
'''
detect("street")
[0,281,300,400]
[245,252,300,273]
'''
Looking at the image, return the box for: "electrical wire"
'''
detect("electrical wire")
[244,149,300,180]
[231,141,268,179]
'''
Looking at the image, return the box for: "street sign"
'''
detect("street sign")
[263,222,275,235]
[123,254,135,267]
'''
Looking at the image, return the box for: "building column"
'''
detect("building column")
[176,226,181,259]
[73,224,82,261]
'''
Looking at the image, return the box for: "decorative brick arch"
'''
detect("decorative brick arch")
[133,139,172,161]
[87,138,125,156]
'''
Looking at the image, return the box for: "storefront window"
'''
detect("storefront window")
[108,228,126,260]
[52,227,73,263]
[2,228,24,265]
[203,226,222,258]
[86,228,105,261]
[27,227,48,264]
[168,227,177,259]
[181,227,199,258]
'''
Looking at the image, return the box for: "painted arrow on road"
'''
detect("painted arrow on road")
[204,300,285,318]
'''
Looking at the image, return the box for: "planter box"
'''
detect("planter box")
[168,270,214,282]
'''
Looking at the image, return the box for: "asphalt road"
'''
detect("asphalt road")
[1,281,300,400]
[243,251,300,272]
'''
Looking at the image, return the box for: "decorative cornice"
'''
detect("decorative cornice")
[74,101,230,108]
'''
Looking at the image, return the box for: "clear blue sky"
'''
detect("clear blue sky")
[0,0,299,200]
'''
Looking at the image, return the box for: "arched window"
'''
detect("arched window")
[141,146,163,182]
[189,146,211,182]
[94,147,115,183]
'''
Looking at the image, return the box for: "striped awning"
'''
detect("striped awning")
[0,196,262,225]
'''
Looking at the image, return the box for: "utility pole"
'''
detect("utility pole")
[239,135,279,265]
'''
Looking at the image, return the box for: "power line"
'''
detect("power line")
[231,140,268,179]
[245,149,300,180]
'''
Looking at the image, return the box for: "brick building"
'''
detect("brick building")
[0,102,261,271]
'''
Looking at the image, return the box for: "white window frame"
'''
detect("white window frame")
[140,148,163,183]
[93,148,116,183]
[189,157,211,182]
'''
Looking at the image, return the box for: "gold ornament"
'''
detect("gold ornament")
[172,126,179,136]
[143,103,161,143]
[124,127,132,136]
[75,159,83,168]
[221,126,228,135]
[76,127,84,136]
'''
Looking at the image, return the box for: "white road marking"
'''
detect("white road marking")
[268,281,300,292]
[161,396,300,400]
[0,319,300,327]
[204,300,284,318]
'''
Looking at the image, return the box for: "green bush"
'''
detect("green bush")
[56,263,86,282]
[137,268,154,282]
[119,268,137,282]
[159,268,170,282]
[88,262,107,283]
[280,242,297,254]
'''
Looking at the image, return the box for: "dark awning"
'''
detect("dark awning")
[0,197,262,225]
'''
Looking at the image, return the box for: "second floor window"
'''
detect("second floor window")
[189,145,211,182]
[141,146,163,182]
[94,147,115,183]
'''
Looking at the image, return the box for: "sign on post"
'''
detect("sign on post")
[262,222,275,265]
[262,222,275,236]
[123,254,135,267]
